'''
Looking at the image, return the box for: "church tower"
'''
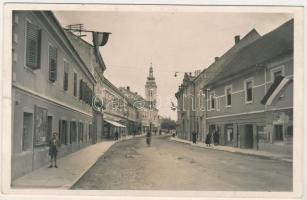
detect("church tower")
[145,62,157,108]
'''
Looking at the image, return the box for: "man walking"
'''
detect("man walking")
[49,132,58,168]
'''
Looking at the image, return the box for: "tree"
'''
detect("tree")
[160,117,176,130]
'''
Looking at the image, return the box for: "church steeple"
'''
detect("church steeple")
[145,62,157,106]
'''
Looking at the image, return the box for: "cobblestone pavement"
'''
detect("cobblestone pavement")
[72,135,292,191]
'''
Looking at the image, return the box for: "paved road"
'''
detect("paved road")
[72,135,292,191]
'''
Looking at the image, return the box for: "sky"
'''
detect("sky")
[54,10,292,120]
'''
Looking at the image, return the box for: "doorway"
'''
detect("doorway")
[22,112,33,151]
[244,124,254,148]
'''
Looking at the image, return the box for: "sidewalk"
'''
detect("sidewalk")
[12,135,143,189]
[170,137,292,163]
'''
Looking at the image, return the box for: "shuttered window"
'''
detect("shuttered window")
[48,45,57,82]
[25,21,41,69]
[73,73,77,97]
[79,79,83,100]
[63,61,69,91]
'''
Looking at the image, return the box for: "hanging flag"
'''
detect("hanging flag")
[92,32,111,47]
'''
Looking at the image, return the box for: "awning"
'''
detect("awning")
[261,76,292,106]
[104,119,126,128]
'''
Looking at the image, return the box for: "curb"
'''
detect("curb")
[169,138,293,163]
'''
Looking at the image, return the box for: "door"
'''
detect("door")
[22,112,33,152]
[244,124,254,148]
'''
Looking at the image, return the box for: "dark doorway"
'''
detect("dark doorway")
[244,124,253,148]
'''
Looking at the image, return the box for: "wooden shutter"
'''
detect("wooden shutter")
[63,62,69,91]
[25,21,41,69]
[73,73,77,97]
[49,45,57,82]
[79,80,83,100]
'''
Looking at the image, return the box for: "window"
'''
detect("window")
[73,72,77,97]
[63,60,69,91]
[225,86,232,106]
[48,45,57,82]
[59,120,68,145]
[22,112,33,151]
[245,79,253,103]
[273,71,283,80]
[25,21,41,70]
[271,66,285,82]
[79,79,83,100]
[210,94,215,110]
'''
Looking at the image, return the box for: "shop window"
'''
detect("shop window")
[22,112,33,151]
[274,125,283,141]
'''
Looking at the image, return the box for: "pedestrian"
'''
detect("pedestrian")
[192,131,197,144]
[48,132,58,168]
[146,131,152,147]
[115,131,119,140]
[205,132,212,147]
[213,130,220,145]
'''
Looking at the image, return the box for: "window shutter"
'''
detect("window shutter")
[49,46,57,82]
[79,80,83,100]
[73,73,77,97]
[26,22,41,69]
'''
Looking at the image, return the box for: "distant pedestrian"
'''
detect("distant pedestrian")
[192,131,197,144]
[205,132,212,147]
[146,131,152,147]
[213,130,220,145]
[115,131,119,140]
[49,132,58,168]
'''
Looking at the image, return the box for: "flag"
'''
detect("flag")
[92,32,111,47]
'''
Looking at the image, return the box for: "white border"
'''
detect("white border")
[0,2,305,200]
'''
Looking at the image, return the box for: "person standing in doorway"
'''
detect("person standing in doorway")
[49,132,58,168]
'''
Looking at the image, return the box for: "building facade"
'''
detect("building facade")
[12,11,96,180]
[175,19,293,156]
[119,65,160,134]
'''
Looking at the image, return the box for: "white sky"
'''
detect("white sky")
[54,10,292,119]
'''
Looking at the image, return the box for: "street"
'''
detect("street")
[72,135,292,191]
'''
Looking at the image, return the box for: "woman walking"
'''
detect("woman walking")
[205,132,212,147]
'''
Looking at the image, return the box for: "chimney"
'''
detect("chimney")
[234,35,240,44]
[189,72,192,76]
[215,57,219,62]
[127,86,130,91]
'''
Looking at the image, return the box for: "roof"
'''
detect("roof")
[208,19,293,86]
[64,30,106,73]
[37,11,97,84]
[176,26,261,98]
